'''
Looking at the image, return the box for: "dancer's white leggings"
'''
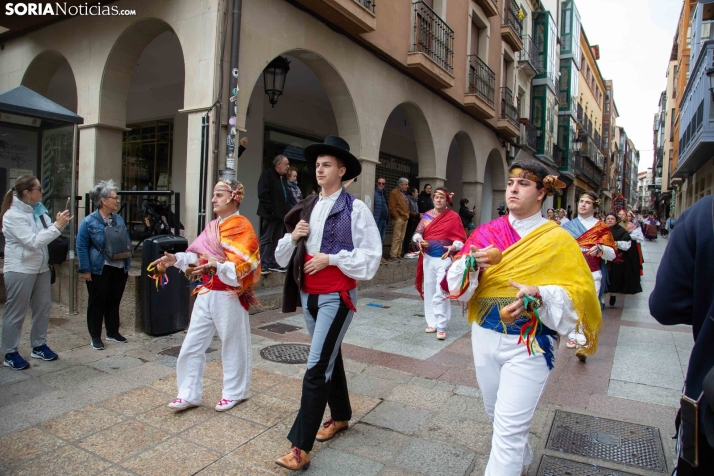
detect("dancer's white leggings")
[422,254,451,330]
[472,324,554,476]
[176,290,252,403]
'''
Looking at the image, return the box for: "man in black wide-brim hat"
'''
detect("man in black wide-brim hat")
[273,135,382,470]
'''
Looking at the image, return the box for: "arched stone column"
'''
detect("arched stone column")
[21,50,78,113]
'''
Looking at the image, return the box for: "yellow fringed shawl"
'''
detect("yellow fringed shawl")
[468,220,602,356]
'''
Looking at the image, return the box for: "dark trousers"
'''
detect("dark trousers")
[86,265,128,339]
[259,217,284,269]
[287,290,355,452]
[403,217,419,255]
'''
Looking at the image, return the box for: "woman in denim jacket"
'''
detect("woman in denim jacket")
[76,180,131,350]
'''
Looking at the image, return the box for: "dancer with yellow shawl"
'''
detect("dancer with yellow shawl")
[445,160,601,476]
[151,179,260,412]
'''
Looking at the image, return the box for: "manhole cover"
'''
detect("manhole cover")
[546,411,666,472]
[159,345,216,357]
[260,344,310,364]
[536,455,640,476]
[259,323,302,334]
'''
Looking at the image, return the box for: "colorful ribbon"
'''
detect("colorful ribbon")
[517,294,544,356]
[146,263,169,290]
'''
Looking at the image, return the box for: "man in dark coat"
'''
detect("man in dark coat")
[418,184,433,213]
[650,196,714,475]
[257,154,291,274]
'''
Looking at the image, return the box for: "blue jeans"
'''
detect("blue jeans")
[377,218,387,243]
[287,289,356,451]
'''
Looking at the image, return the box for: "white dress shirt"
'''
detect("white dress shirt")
[274,188,382,281]
[446,211,578,336]
[171,211,241,287]
[577,215,616,261]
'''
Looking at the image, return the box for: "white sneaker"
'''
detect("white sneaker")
[168,398,198,410]
[215,398,240,412]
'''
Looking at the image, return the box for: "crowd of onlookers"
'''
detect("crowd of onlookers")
[543,206,676,240]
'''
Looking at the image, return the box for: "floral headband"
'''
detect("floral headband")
[214,181,245,204]
[509,168,566,196]
[433,189,454,205]
[578,192,600,207]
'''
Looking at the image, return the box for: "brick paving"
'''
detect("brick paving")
[0,238,682,475]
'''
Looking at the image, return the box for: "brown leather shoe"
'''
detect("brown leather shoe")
[275,446,311,470]
[315,418,349,442]
[576,351,587,363]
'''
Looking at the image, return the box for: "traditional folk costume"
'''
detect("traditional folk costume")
[445,208,601,476]
[607,223,642,297]
[169,182,260,411]
[412,194,465,337]
[644,217,660,241]
[274,136,381,468]
[562,215,616,346]
[625,221,645,276]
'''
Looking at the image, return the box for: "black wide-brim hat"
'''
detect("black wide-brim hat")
[304,135,361,181]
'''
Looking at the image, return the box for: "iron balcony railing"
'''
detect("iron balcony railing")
[576,103,583,125]
[411,1,454,74]
[594,130,601,150]
[500,87,519,126]
[503,0,523,38]
[520,119,537,150]
[518,35,542,74]
[574,154,603,189]
[586,117,593,135]
[354,0,375,13]
[467,54,495,107]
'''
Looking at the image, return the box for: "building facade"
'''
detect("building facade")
[670,0,714,215]
[0,0,631,245]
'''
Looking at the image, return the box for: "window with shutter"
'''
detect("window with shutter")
[471,20,479,57]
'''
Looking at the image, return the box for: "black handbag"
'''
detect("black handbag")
[40,215,69,265]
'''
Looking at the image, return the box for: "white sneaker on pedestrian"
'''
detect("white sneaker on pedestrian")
[215,398,241,412]
[168,398,198,410]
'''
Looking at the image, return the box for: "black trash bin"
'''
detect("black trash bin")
[141,235,190,336]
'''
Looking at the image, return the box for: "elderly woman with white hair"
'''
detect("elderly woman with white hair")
[76,180,132,350]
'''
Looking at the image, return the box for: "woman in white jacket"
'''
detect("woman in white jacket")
[1,175,72,370]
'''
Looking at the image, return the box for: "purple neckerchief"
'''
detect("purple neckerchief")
[319,190,355,254]
[458,215,521,254]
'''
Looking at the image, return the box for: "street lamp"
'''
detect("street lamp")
[707,67,714,100]
[656,163,662,176]
[572,135,583,154]
[263,56,291,108]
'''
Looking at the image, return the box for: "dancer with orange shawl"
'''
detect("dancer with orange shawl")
[445,160,600,476]
[562,191,616,357]
[412,187,465,340]
[151,179,260,412]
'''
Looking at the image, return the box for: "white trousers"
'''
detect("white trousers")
[176,290,252,404]
[472,323,553,476]
[568,270,601,344]
[422,254,451,330]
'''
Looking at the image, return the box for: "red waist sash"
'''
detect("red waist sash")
[582,252,601,273]
[301,254,357,312]
[201,272,235,291]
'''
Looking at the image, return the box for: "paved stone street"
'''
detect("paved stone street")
[0,238,686,475]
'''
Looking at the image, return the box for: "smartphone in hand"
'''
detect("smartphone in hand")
[65,197,71,212]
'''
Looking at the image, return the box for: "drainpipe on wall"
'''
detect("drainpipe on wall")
[220,0,242,181]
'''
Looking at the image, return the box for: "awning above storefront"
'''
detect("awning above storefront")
[0,86,83,126]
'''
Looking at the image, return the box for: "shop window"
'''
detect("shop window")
[262,125,324,198]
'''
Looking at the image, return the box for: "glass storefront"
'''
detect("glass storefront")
[41,126,75,218]
[122,120,173,240]
[262,124,324,197]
